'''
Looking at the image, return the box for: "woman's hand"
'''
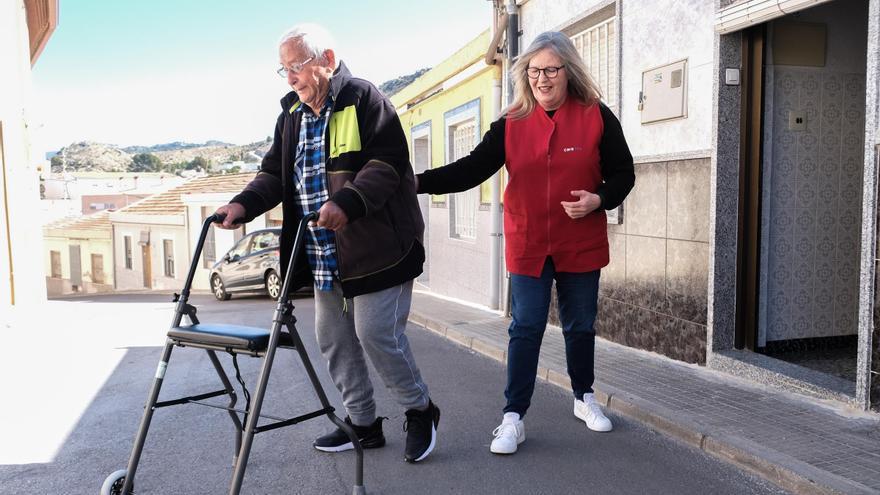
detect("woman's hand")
[560,190,601,219]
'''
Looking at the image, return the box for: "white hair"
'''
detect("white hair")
[278,23,337,62]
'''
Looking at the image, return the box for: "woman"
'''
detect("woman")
[416,31,634,455]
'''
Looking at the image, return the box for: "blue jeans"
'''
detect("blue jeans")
[504,257,600,417]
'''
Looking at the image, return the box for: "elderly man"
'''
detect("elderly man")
[215,23,439,463]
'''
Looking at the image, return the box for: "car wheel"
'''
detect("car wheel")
[265,270,281,300]
[212,274,231,301]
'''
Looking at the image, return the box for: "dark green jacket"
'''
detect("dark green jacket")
[231,62,424,297]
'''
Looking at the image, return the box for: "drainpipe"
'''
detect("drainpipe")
[502,0,519,316]
[487,5,509,311]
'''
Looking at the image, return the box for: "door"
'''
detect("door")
[69,245,82,290]
[735,25,765,351]
[142,245,152,289]
[413,132,430,283]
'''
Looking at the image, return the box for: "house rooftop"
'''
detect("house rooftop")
[115,173,256,216]
[44,210,111,235]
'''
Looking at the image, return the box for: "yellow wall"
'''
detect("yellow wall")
[44,235,114,288]
[391,30,502,203]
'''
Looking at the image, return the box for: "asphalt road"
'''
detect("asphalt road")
[0,293,788,494]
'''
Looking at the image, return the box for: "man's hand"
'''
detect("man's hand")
[214,203,246,229]
[316,201,348,231]
[560,190,601,219]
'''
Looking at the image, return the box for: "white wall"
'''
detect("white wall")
[424,207,494,304]
[1,0,48,323]
[517,0,715,157]
[619,0,716,157]
[113,222,187,291]
[519,0,611,46]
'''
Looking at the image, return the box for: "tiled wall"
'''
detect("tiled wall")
[763,68,866,341]
[589,158,709,364]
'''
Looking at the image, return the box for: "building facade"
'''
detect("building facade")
[447,0,878,410]
[1,0,57,324]
[391,30,506,308]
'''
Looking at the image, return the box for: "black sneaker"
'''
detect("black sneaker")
[313,416,386,453]
[403,400,440,463]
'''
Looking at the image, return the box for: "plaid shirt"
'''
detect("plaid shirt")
[293,99,338,291]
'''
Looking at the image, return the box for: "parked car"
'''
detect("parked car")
[209,228,286,301]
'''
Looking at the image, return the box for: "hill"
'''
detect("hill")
[50,139,272,173]
[379,68,431,97]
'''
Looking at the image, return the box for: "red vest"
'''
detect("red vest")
[503,98,609,277]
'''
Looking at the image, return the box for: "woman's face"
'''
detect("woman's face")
[527,48,568,111]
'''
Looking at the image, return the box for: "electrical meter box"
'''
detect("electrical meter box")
[640,59,688,124]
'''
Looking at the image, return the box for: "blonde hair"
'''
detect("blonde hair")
[506,31,602,120]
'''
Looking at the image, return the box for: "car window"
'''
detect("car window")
[251,231,279,252]
[227,235,252,259]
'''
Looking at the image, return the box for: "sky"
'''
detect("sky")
[31,0,493,152]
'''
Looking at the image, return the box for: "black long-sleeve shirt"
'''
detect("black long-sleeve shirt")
[417,102,635,210]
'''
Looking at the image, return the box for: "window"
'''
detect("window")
[202,207,216,268]
[444,99,481,240]
[124,236,133,269]
[163,239,175,277]
[449,119,479,239]
[251,231,279,252]
[50,250,62,278]
[571,17,617,109]
[226,235,252,261]
[91,254,105,284]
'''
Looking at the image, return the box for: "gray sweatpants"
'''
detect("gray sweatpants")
[314,279,430,426]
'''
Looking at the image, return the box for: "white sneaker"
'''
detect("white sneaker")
[574,393,613,432]
[490,412,525,454]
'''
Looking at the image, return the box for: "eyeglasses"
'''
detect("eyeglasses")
[526,65,565,79]
[276,56,314,78]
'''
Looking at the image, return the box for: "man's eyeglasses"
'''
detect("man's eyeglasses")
[526,65,565,79]
[276,56,314,78]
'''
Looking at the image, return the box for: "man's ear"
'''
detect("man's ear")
[323,49,337,71]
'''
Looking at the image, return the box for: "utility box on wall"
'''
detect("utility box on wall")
[640,59,688,124]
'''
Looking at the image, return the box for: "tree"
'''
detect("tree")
[189,156,210,171]
[130,153,162,172]
[50,155,63,171]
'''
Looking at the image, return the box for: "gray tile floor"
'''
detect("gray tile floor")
[410,292,880,494]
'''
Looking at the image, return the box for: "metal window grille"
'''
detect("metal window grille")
[449,120,478,239]
[124,236,133,269]
[571,17,616,108]
[201,207,216,268]
[163,239,175,278]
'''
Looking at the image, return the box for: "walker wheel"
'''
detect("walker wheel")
[100,469,129,495]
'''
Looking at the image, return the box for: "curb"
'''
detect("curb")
[408,310,876,495]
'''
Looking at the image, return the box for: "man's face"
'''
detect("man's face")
[280,40,334,112]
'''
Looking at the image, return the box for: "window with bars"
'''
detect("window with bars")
[163,239,175,278]
[449,119,479,239]
[124,235,133,269]
[570,17,617,109]
[201,207,216,268]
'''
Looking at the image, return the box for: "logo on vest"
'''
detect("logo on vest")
[562,146,583,153]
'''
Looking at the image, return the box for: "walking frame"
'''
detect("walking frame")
[101,212,366,495]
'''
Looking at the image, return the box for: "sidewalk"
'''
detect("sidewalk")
[409,291,880,495]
